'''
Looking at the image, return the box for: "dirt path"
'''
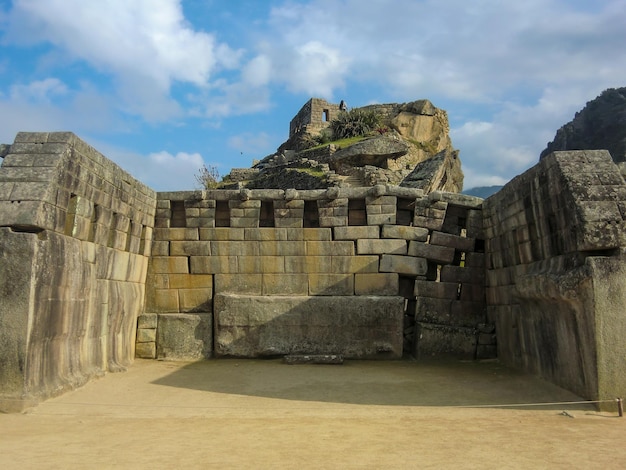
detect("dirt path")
[1,359,623,469]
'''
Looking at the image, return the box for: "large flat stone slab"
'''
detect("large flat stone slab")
[214,294,404,359]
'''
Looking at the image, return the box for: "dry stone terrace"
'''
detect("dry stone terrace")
[0,132,625,413]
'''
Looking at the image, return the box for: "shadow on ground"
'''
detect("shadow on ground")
[151,358,595,411]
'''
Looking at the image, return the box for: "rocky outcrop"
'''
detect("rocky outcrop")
[400,148,463,193]
[540,87,626,163]
[224,98,463,193]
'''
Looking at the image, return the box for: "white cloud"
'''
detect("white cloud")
[6,0,241,120]
[103,148,206,191]
[10,78,68,102]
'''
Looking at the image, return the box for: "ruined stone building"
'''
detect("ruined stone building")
[0,129,625,412]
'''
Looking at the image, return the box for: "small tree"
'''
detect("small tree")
[195,164,220,189]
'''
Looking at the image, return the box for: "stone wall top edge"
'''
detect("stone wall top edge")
[157,185,428,202]
[10,132,157,201]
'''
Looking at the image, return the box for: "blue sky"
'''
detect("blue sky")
[0,0,624,191]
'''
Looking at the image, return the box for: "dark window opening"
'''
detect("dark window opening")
[396,198,414,226]
[88,204,98,242]
[125,221,134,252]
[65,194,78,236]
[348,199,366,226]
[259,200,275,227]
[303,200,319,228]
[107,212,118,248]
[139,225,147,255]
[215,201,230,227]
[170,201,186,228]
[323,109,329,121]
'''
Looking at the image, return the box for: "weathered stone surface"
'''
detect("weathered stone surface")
[135,342,156,359]
[213,294,404,358]
[157,313,212,360]
[330,135,409,167]
[354,273,399,295]
[408,241,455,264]
[400,148,463,193]
[283,354,344,364]
[414,323,477,359]
[379,254,428,276]
[357,239,407,255]
[381,225,428,241]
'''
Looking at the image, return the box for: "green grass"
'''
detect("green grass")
[302,135,368,153]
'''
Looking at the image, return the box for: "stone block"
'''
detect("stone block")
[168,273,213,289]
[414,280,459,299]
[244,228,288,241]
[284,256,332,273]
[154,228,198,241]
[287,228,332,241]
[259,240,306,256]
[211,240,259,256]
[213,294,404,358]
[367,213,396,225]
[407,241,455,264]
[331,255,380,274]
[179,288,213,312]
[334,226,380,240]
[199,228,244,241]
[190,256,237,274]
[157,313,212,360]
[414,323,477,359]
[381,225,429,241]
[307,241,355,256]
[136,328,157,343]
[149,256,189,274]
[238,256,285,273]
[430,231,476,251]
[137,313,158,329]
[263,274,309,295]
[151,289,180,313]
[464,252,485,268]
[414,297,453,324]
[379,255,427,276]
[170,240,210,256]
[413,215,444,231]
[230,217,259,228]
[440,266,485,284]
[450,301,486,326]
[135,342,156,359]
[214,274,262,294]
[309,273,354,295]
[459,283,485,302]
[357,239,407,255]
[355,273,399,296]
[319,216,348,227]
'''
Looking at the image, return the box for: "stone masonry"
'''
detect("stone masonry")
[0,132,155,411]
[139,185,489,361]
[0,132,625,412]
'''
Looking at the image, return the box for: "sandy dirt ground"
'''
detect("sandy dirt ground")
[0,358,623,469]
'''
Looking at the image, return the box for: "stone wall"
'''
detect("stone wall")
[2,130,624,411]
[0,132,156,411]
[483,150,626,403]
[138,186,491,361]
[289,98,342,137]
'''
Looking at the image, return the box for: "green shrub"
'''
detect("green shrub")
[330,109,382,139]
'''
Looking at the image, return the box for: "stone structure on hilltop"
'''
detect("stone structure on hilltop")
[225,98,463,192]
[541,87,626,163]
[0,130,625,413]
